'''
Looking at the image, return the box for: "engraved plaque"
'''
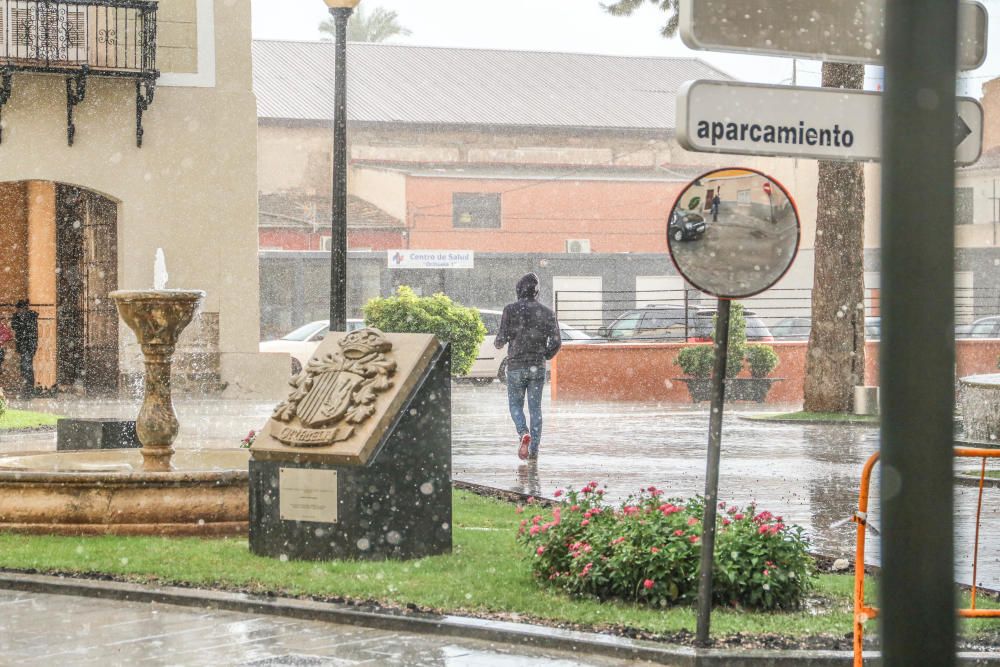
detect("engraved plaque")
[279,468,339,523]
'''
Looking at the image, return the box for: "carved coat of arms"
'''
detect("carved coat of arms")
[271,328,397,446]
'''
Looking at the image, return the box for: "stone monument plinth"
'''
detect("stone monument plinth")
[249,328,452,561]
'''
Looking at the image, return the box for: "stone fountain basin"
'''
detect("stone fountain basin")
[959,374,1000,443]
[0,449,249,536]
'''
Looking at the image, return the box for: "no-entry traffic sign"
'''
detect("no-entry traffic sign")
[679,0,987,71]
[676,80,983,166]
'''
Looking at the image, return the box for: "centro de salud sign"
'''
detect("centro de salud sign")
[676,80,983,166]
[388,249,475,269]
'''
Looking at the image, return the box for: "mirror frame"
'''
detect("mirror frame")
[666,167,801,299]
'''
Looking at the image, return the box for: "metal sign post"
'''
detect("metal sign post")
[695,297,730,646]
[678,0,986,71]
[880,0,958,663]
[676,80,983,166]
[667,167,801,645]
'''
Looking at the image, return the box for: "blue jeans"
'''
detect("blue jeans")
[506,366,545,455]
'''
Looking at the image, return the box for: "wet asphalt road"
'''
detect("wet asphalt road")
[4,384,998,587]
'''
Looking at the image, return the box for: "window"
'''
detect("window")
[453,193,501,228]
[737,189,751,204]
[955,187,974,225]
[609,311,642,339]
[480,311,501,336]
[9,6,86,62]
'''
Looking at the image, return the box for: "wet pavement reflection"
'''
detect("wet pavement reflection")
[0,590,636,666]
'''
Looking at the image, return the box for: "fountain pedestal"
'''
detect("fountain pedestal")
[111,290,205,472]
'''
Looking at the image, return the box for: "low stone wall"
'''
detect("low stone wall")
[551,339,1000,404]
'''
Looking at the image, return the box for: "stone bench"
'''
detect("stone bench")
[56,419,140,451]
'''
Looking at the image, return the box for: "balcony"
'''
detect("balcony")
[0,0,159,146]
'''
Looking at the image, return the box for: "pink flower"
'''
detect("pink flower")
[611,536,626,545]
[759,525,770,535]
[527,496,535,504]
[581,519,590,527]
[536,546,545,555]
[623,506,639,516]
[689,535,700,543]
[734,513,745,521]
[674,529,685,537]
[590,481,598,488]
[554,489,563,497]
[570,504,580,511]
[643,579,655,590]
[728,506,738,515]
[596,489,605,496]
[718,501,726,508]
[532,515,542,525]
[516,506,524,514]
[650,547,660,554]
[722,518,731,526]
[687,517,699,526]
[579,562,594,577]
[763,569,770,576]
[552,508,562,526]
[529,525,540,536]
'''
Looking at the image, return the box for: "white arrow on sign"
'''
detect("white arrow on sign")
[676,80,983,166]
[679,0,987,71]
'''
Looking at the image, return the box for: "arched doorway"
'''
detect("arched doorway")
[0,182,119,395]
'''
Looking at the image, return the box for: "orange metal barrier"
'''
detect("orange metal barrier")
[853,447,1000,666]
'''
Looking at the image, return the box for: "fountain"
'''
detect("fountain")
[111,288,203,472]
[959,373,1000,443]
[0,251,250,535]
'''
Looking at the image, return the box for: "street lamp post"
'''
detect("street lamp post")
[324,0,360,332]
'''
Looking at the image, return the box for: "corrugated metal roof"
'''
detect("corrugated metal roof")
[253,40,732,131]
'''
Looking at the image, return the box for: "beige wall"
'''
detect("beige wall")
[350,166,408,223]
[0,0,285,397]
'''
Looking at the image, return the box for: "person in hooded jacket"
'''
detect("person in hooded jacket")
[494,273,561,460]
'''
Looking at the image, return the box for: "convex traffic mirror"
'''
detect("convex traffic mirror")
[667,168,800,299]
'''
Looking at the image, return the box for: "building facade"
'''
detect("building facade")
[0,0,285,396]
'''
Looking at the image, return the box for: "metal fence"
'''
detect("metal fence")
[553,287,1000,342]
[0,0,157,74]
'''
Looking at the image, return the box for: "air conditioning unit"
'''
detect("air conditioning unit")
[320,236,332,252]
[566,239,591,254]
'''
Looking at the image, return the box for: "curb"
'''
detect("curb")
[1,571,999,666]
[737,415,879,427]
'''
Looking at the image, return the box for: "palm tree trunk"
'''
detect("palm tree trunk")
[803,62,867,413]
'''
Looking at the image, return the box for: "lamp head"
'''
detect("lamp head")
[324,0,361,8]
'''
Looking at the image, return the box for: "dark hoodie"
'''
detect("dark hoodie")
[494,273,561,371]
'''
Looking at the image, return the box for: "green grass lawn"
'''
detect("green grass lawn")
[0,490,995,642]
[0,409,60,431]
[746,411,879,425]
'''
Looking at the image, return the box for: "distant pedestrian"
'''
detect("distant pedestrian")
[495,273,561,460]
[711,192,721,222]
[11,300,38,397]
[0,316,11,376]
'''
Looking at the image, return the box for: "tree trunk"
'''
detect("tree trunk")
[803,62,867,413]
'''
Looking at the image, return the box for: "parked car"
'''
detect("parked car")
[770,316,811,341]
[259,319,365,374]
[966,315,1000,338]
[688,309,775,342]
[599,305,702,342]
[864,316,881,340]
[469,310,597,382]
[669,209,707,242]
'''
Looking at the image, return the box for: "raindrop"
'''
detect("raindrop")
[420,482,434,495]
[279,554,289,562]
[357,537,371,551]
[386,531,402,545]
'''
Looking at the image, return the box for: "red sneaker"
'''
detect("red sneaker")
[518,434,531,460]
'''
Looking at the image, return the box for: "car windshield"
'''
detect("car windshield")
[281,321,327,341]
[561,325,593,340]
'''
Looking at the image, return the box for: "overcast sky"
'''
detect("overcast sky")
[251,0,1000,96]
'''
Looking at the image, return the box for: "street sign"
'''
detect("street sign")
[676,80,984,166]
[679,0,987,71]
[762,182,772,196]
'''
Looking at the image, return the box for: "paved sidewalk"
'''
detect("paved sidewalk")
[0,589,636,666]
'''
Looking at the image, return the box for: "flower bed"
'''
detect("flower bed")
[517,483,814,611]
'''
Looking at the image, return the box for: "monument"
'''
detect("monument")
[249,327,452,561]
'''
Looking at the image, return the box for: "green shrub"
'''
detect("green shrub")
[517,484,815,611]
[676,303,747,379]
[713,503,814,610]
[363,286,486,376]
[676,345,714,378]
[746,344,780,378]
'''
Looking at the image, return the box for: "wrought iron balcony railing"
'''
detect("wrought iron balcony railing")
[0,0,159,146]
